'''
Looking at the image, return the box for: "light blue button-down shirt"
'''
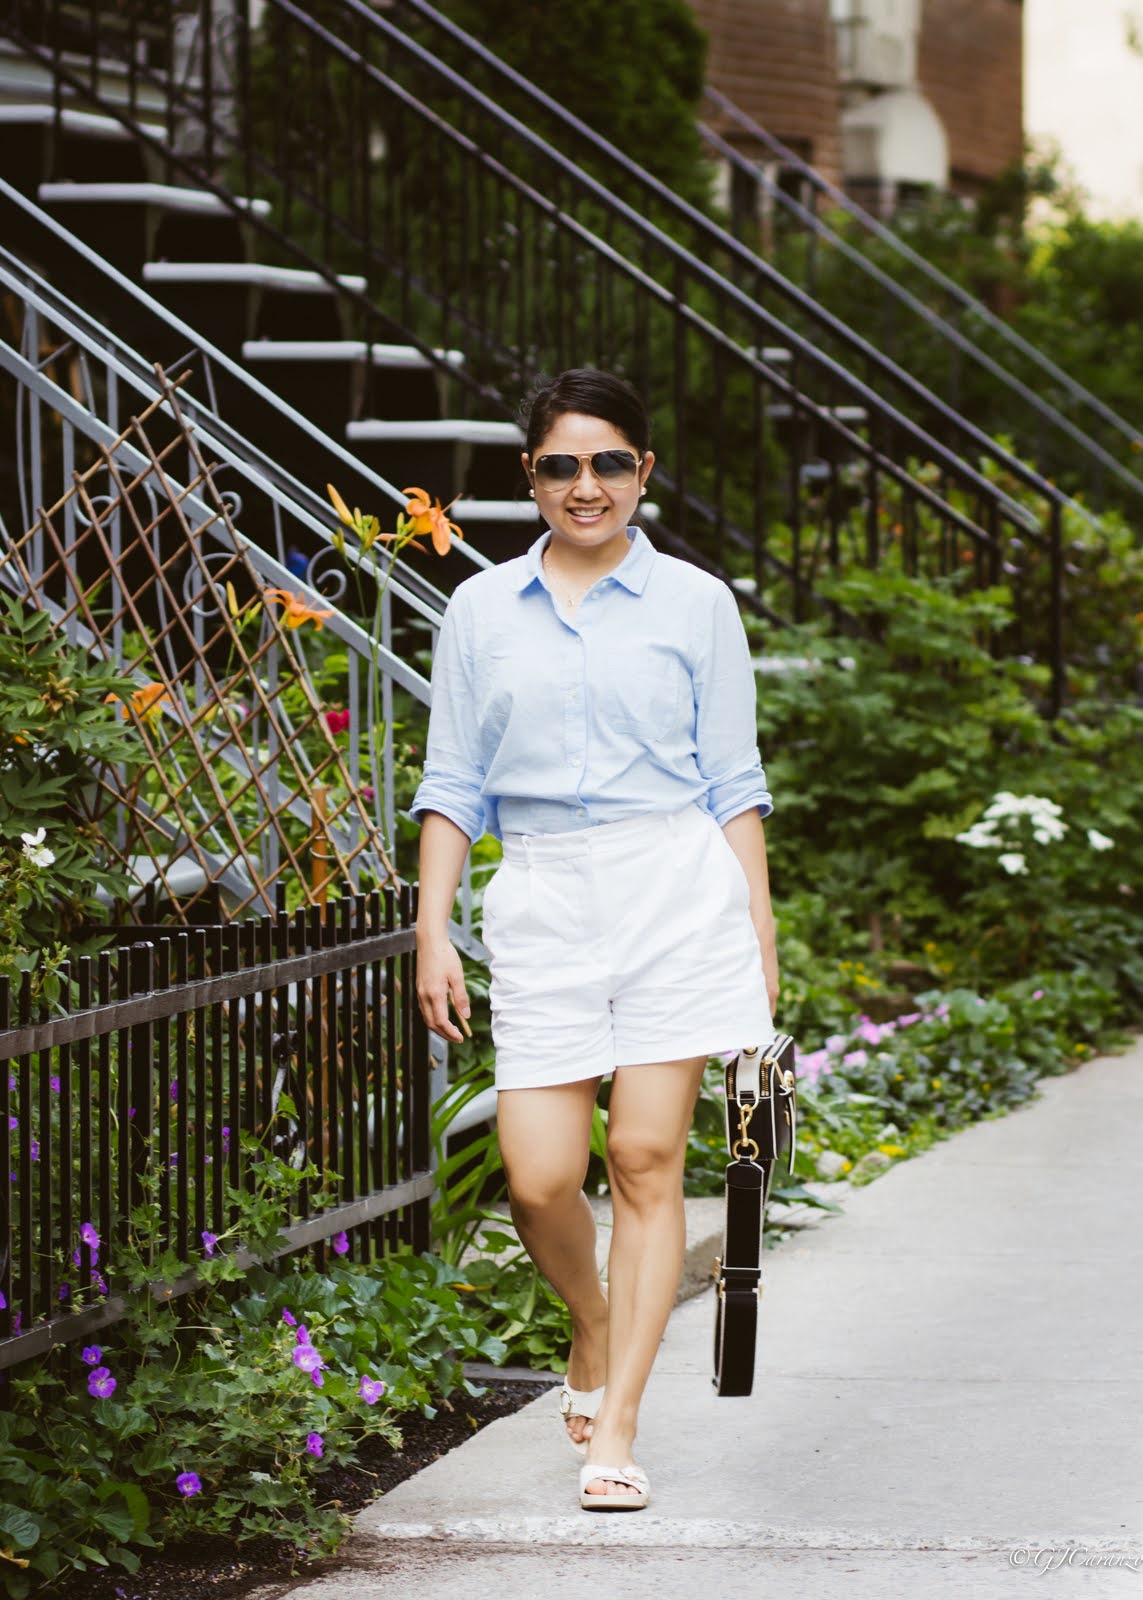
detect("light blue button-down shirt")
[410,526,772,841]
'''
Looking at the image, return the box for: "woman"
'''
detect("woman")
[412,368,778,1511]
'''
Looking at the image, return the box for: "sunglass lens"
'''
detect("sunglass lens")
[535,454,579,488]
[593,450,638,482]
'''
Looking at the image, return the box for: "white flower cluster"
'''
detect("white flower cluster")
[956,792,1114,879]
[20,827,55,870]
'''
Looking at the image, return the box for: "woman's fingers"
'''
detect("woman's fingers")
[416,944,471,1042]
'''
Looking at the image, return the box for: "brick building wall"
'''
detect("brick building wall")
[691,0,1024,196]
[692,0,845,186]
[918,0,1024,194]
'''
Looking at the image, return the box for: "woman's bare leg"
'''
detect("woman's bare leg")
[497,1077,608,1446]
[583,1056,707,1498]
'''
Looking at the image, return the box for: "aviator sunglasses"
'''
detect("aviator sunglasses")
[531,448,642,492]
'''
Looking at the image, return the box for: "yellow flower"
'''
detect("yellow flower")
[403,485,463,556]
[877,1143,905,1158]
[931,1077,943,1091]
[325,484,383,552]
[264,590,333,631]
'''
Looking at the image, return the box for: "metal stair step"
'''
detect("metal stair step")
[39,180,271,216]
[766,402,868,425]
[0,106,166,140]
[147,263,368,294]
[451,497,661,522]
[347,418,523,444]
[243,338,464,368]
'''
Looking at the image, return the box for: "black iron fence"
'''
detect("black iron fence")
[0,886,431,1372]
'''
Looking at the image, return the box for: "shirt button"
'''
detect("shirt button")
[576,807,586,817]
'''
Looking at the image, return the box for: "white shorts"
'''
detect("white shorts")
[482,803,772,1091]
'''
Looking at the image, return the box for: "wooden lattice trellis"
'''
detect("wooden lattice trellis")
[0,368,397,920]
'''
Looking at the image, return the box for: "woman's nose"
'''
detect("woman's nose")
[570,463,601,494]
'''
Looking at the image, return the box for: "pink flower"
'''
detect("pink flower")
[281,1308,297,1327]
[358,1376,386,1405]
[324,709,351,736]
[824,1033,848,1054]
[842,1049,869,1069]
[306,1432,324,1458]
[857,1018,894,1046]
[1032,989,1044,1000]
[895,1012,922,1027]
[794,1048,833,1087]
[80,1222,100,1251]
[332,1231,349,1256]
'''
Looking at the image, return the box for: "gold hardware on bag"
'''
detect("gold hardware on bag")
[732,1100,760,1161]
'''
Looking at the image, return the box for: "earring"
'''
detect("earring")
[529,489,535,498]
[639,487,646,496]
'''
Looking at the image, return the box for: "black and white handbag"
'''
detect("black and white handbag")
[712,1034,797,1396]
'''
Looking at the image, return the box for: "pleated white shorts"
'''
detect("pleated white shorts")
[482,803,772,1091]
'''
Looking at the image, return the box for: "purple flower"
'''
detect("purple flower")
[58,1282,70,1302]
[293,1344,324,1376]
[169,1081,179,1102]
[87,1366,116,1398]
[176,1472,202,1497]
[7,1116,15,1132]
[79,1222,100,1251]
[295,1326,311,1345]
[1032,989,1044,1000]
[50,1076,61,1094]
[201,1231,218,1258]
[895,1012,922,1027]
[332,1231,349,1256]
[92,1271,109,1295]
[842,1049,869,1069]
[824,1033,848,1054]
[358,1376,386,1405]
[81,1346,102,1365]
[0,1290,6,1311]
[281,1308,297,1327]
[220,1126,231,1152]
[127,1106,137,1119]
[71,1248,82,1270]
[305,1432,324,1458]
[29,1140,39,1162]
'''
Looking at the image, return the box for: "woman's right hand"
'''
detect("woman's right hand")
[415,932,472,1043]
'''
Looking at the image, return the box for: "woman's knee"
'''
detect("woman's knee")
[605,1128,684,1201]
[503,1154,588,1215]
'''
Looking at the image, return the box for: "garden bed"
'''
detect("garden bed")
[48,1376,555,1600]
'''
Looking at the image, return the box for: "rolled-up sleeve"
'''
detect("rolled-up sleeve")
[693,582,773,825]
[410,592,490,843]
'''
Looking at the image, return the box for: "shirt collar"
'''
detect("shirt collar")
[512,526,655,596]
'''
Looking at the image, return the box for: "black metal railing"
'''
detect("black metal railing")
[699,87,1143,515]
[0,886,431,1372]
[0,0,1081,705]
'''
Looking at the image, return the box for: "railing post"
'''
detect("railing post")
[1048,499,1065,716]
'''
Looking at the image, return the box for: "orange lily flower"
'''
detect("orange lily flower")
[105,683,173,730]
[402,486,463,556]
[264,589,334,630]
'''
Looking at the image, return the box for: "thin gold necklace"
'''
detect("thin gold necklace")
[542,550,596,610]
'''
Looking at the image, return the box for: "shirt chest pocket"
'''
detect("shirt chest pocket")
[595,640,688,743]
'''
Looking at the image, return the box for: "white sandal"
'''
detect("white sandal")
[558,1382,605,1457]
[578,1461,650,1511]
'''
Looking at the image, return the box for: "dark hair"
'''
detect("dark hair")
[522,368,651,459]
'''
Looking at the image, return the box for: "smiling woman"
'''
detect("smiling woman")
[411,367,780,1515]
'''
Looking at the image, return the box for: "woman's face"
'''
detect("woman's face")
[524,411,654,558]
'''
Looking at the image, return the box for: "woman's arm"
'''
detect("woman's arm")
[721,807,780,1019]
[415,810,473,1043]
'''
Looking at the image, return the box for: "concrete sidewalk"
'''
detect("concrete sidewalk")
[255,1041,1143,1600]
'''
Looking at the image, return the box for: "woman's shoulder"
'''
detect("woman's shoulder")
[650,550,738,610]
